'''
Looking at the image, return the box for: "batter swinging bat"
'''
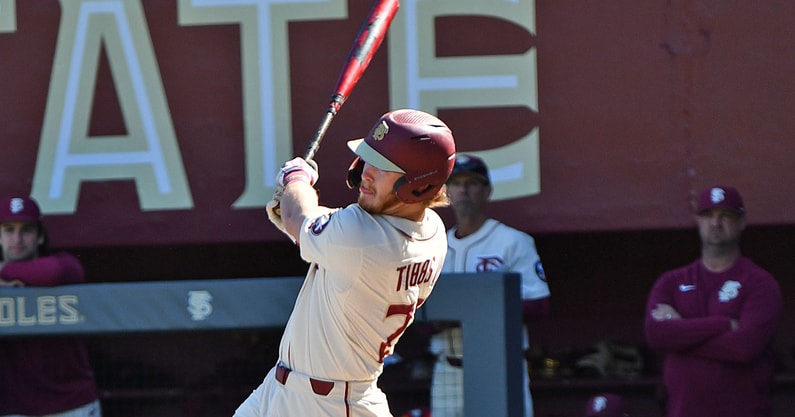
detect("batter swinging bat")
[303,0,400,161]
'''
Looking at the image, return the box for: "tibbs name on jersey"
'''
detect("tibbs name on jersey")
[395,257,441,291]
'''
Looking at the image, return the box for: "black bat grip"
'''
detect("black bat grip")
[303,97,342,161]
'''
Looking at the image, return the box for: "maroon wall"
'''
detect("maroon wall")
[2,1,794,249]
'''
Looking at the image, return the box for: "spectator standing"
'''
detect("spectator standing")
[0,196,102,417]
[429,155,551,417]
[644,185,783,417]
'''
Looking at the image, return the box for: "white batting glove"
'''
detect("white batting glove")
[277,157,319,187]
[266,186,296,242]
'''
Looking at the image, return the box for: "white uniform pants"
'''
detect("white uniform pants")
[234,365,392,417]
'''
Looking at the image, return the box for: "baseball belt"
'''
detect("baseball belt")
[275,363,335,396]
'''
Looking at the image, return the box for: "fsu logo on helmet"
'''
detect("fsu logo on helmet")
[373,121,389,141]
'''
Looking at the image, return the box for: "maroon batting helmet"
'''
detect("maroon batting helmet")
[346,109,456,203]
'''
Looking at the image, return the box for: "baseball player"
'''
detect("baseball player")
[644,185,783,417]
[0,196,102,417]
[234,109,456,417]
[429,155,551,417]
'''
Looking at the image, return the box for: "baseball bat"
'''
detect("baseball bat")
[271,0,399,218]
[303,0,400,161]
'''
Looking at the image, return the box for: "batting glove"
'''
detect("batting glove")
[266,186,296,242]
[277,157,319,187]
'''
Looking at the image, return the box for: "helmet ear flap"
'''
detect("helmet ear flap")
[394,177,438,204]
[346,157,364,189]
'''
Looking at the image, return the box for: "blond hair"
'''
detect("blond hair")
[424,184,450,209]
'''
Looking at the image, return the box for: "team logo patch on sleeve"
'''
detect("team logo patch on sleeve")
[309,213,333,235]
[535,261,547,282]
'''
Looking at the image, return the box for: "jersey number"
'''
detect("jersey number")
[378,299,423,363]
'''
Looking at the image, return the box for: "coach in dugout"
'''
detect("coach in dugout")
[429,155,551,417]
[235,109,456,417]
[645,185,783,417]
[0,196,102,417]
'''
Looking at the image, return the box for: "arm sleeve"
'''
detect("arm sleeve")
[299,207,354,269]
[644,273,728,351]
[687,275,783,363]
[0,253,85,287]
[508,232,550,301]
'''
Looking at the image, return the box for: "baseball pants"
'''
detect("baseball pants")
[234,364,393,417]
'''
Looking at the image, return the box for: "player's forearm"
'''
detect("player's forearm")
[689,284,783,362]
[689,310,782,363]
[645,315,727,351]
[281,181,322,241]
[688,325,776,364]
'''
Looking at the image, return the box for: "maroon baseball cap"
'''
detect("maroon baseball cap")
[584,393,627,417]
[449,154,490,185]
[697,185,745,215]
[0,196,42,223]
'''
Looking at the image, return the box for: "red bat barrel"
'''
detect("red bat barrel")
[331,0,400,113]
[303,0,400,161]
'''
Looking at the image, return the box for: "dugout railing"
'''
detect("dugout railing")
[0,272,523,417]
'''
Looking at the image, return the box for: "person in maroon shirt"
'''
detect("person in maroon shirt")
[644,186,783,417]
[0,196,101,417]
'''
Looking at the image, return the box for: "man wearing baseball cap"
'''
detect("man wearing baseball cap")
[0,196,102,416]
[428,155,551,417]
[644,186,783,417]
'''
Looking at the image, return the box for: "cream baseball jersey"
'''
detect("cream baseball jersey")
[431,218,546,417]
[442,218,549,300]
[279,203,447,382]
